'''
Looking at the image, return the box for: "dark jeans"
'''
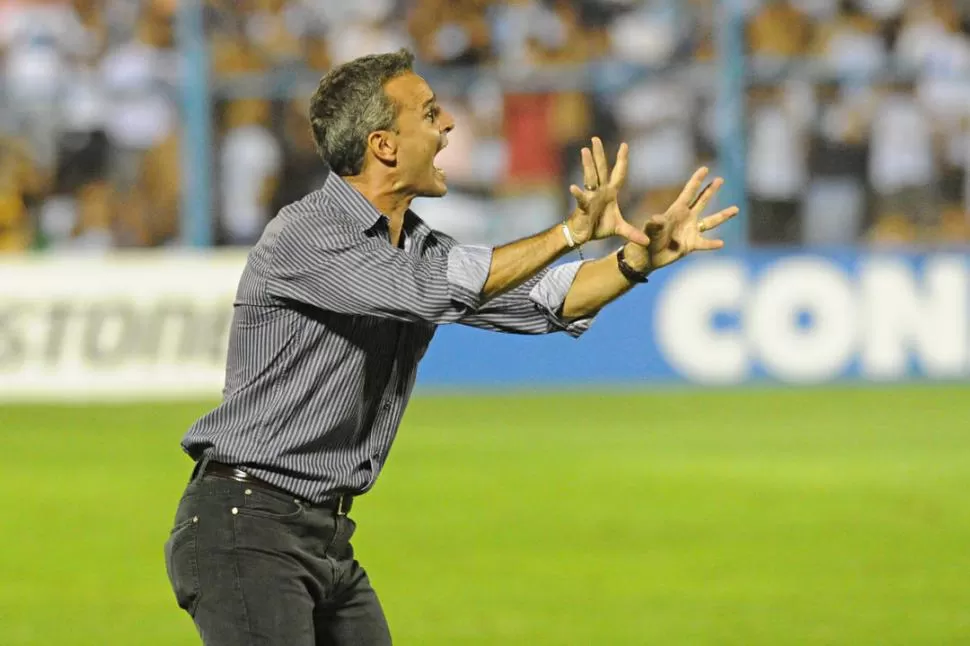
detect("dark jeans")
[163,462,391,645]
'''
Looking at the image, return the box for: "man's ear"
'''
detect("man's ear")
[367,130,398,165]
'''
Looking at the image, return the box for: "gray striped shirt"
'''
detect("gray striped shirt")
[182,172,593,503]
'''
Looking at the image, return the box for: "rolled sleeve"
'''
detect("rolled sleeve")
[446,244,493,311]
[529,260,595,338]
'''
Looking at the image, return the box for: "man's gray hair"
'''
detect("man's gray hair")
[308,49,416,176]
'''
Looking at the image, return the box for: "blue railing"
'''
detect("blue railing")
[175,1,214,248]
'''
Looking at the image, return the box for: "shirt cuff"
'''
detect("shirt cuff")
[529,260,595,338]
[446,244,493,311]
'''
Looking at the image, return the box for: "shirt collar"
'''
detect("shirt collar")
[323,172,386,231]
[322,172,430,249]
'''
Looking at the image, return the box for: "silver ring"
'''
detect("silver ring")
[584,184,596,191]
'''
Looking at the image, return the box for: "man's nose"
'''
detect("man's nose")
[440,109,455,134]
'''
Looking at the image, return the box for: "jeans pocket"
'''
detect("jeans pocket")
[164,516,201,615]
[234,488,306,523]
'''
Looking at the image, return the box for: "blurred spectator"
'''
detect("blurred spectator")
[408,0,492,66]
[810,0,887,78]
[802,80,871,244]
[218,98,281,245]
[270,94,331,216]
[1,0,92,171]
[867,80,939,241]
[746,83,812,244]
[325,0,409,65]
[99,7,176,192]
[40,58,111,250]
[607,1,683,66]
[898,0,970,222]
[240,0,304,64]
[0,134,45,251]
[747,0,813,60]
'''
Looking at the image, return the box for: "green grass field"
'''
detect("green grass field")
[2,386,970,645]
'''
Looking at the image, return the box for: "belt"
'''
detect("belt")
[199,460,353,515]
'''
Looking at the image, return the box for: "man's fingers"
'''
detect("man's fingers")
[580,148,598,189]
[676,167,710,207]
[698,206,739,233]
[687,181,714,209]
[693,237,725,252]
[608,142,629,189]
[569,184,589,209]
[615,219,651,247]
[690,177,723,213]
[591,137,609,186]
[643,213,665,234]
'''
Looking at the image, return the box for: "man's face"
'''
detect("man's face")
[382,72,454,197]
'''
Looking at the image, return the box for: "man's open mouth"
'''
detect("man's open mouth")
[433,144,447,179]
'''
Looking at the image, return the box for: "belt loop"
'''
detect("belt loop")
[190,451,213,484]
[336,494,353,516]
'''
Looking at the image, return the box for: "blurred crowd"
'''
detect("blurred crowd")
[1,0,969,253]
[744,0,970,245]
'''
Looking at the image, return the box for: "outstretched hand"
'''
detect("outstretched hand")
[638,167,739,271]
[565,138,651,247]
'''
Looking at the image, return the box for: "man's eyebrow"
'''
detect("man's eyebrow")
[422,94,437,109]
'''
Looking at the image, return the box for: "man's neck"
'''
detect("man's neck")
[345,174,412,246]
